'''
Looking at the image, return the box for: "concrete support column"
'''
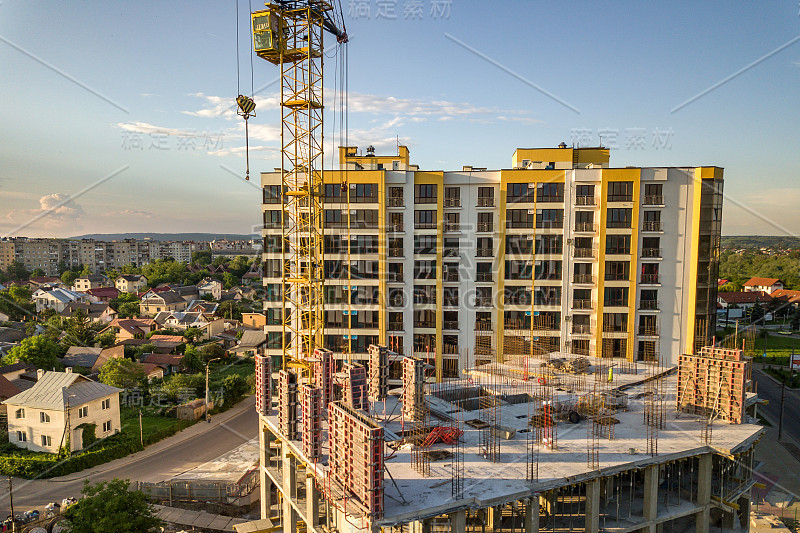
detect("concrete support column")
[421,519,432,533]
[306,474,319,529]
[641,466,660,533]
[524,497,539,533]
[585,479,601,533]
[283,441,297,533]
[450,510,467,533]
[487,505,502,531]
[260,425,272,519]
[695,454,712,533]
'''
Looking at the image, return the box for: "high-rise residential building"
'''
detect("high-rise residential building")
[261,144,722,376]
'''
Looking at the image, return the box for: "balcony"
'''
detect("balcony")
[443,248,459,258]
[475,297,493,307]
[477,197,494,207]
[415,222,437,230]
[642,221,663,232]
[387,197,404,207]
[573,274,595,284]
[443,298,459,307]
[573,299,594,310]
[575,196,596,206]
[444,223,460,233]
[443,320,459,330]
[643,195,664,206]
[443,272,459,282]
[605,299,627,307]
[641,248,662,258]
[476,272,493,282]
[388,224,404,233]
[477,222,494,233]
[638,327,659,336]
[573,247,596,259]
[639,300,659,310]
[416,322,436,329]
[388,322,404,331]
[388,248,403,258]
[443,198,461,208]
[574,222,597,233]
[387,273,403,283]
[572,324,593,335]
[640,273,660,284]
[476,249,493,258]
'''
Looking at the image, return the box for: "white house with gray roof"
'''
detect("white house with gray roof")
[3,369,121,453]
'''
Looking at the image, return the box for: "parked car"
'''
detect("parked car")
[22,509,40,522]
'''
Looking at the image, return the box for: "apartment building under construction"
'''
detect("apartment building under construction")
[259,144,723,378]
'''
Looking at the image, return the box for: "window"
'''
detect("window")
[350,209,378,228]
[103,420,112,432]
[78,406,88,418]
[506,235,533,255]
[414,309,436,328]
[388,212,404,232]
[414,260,436,279]
[606,235,631,255]
[477,212,493,232]
[324,209,346,228]
[604,338,627,359]
[605,261,630,281]
[263,184,282,204]
[325,285,348,304]
[388,186,404,207]
[267,332,289,349]
[505,286,531,305]
[350,235,378,254]
[266,307,285,325]
[40,412,51,423]
[15,408,24,419]
[573,288,592,309]
[535,234,563,254]
[607,181,633,202]
[444,187,461,207]
[573,263,593,283]
[414,184,437,204]
[537,182,564,202]
[535,286,561,306]
[414,210,437,229]
[349,183,378,203]
[388,312,404,331]
[477,186,494,206]
[505,260,532,280]
[536,209,563,229]
[413,334,436,352]
[607,208,632,228]
[642,211,662,231]
[324,260,347,279]
[41,435,52,447]
[535,260,562,280]
[507,183,534,203]
[442,262,459,282]
[506,209,533,229]
[414,235,437,255]
[263,210,283,229]
[264,235,285,253]
[476,262,493,282]
[443,238,459,258]
[444,212,460,231]
[443,287,459,306]
[350,260,379,279]
[639,315,658,335]
[640,289,659,310]
[476,237,494,257]
[324,183,346,202]
[388,237,404,257]
[16,431,26,442]
[413,285,437,304]
[574,211,594,232]
[388,288,405,307]
[575,184,595,205]
[388,262,404,282]
[264,284,282,301]
[603,287,629,307]
[642,237,661,258]
[603,313,628,332]
[641,263,660,284]
[475,287,493,307]
[644,183,663,205]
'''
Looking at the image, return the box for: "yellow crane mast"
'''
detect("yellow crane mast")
[250,2,347,372]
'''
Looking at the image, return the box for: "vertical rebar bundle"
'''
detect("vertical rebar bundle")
[367,344,389,402]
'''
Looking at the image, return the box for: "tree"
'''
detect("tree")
[182,345,204,373]
[95,329,117,348]
[192,250,212,266]
[99,358,146,389]
[118,301,141,319]
[220,374,249,405]
[4,260,30,281]
[61,269,79,287]
[4,335,62,369]
[222,272,239,290]
[141,257,188,287]
[30,268,46,278]
[63,478,163,533]
[159,373,204,402]
[199,342,226,362]
[63,309,95,347]
[183,327,203,344]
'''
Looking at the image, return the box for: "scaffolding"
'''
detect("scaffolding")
[677,346,749,424]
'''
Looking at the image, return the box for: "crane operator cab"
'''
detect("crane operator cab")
[252,9,285,65]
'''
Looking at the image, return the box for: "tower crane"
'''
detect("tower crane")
[248,2,348,372]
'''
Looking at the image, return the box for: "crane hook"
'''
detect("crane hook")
[236,95,257,181]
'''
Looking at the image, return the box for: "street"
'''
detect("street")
[753,367,800,445]
[0,396,258,516]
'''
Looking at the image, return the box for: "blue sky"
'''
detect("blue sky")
[1,1,798,238]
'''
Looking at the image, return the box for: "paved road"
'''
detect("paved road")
[1,396,258,515]
[753,367,800,444]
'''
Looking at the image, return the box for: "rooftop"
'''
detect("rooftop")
[3,370,121,409]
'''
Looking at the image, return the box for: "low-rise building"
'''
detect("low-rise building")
[62,346,104,371]
[115,274,148,293]
[4,369,122,453]
[101,318,158,342]
[197,278,223,300]
[59,302,118,324]
[73,274,112,292]
[140,290,188,315]
[717,290,770,309]
[84,286,120,303]
[743,277,783,294]
[241,312,266,330]
[33,288,87,313]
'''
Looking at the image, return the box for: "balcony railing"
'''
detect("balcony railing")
[443,198,461,208]
[388,224,403,233]
[573,299,594,310]
[641,248,662,258]
[475,297,493,307]
[573,274,595,284]
[476,272,493,282]
[640,273,660,284]
[639,300,659,310]
[638,327,659,336]
[603,325,627,333]
[476,249,493,257]
[387,273,403,283]
[416,322,436,329]
[443,272,459,282]
[605,273,629,281]
[387,197,404,207]
[477,223,494,233]
[443,321,459,330]
[642,221,663,232]
[573,247,596,259]
[572,324,593,334]
[415,222,437,230]
[643,195,664,206]
[443,248,459,258]
[388,249,403,258]
[574,222,597,233]
[605,299,627,307]
[388,322,404,331]
[575,196,596,206]
[443,298,459,307]
[477,197,494,207]
[444,223,460,232]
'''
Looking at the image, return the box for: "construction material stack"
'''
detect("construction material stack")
[278,369,298,439]
[677,345,750,424]
[367,344,389,402]
[255,354,272,416]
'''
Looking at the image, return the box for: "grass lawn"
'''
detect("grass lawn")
[753,333,800,364]
[214,361,255,380]
[120,408,194,440]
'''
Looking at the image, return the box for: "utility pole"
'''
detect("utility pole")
[779,380,786,441]
[205,357,222,421]
[7,476,15,532]
[139,409,143,447]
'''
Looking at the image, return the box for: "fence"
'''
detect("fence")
[136,467,259,505]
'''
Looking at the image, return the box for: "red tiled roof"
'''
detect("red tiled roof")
[718,291,769,304]
[86,287,120,298]
[148,335,185,343]
[0,374,22,400]
[141,353,184,366]
[29,276,60,284]
[771,289,800,304]
[743,277,781,287]
[718,279,730,286]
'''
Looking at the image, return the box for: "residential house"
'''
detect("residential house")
[4,369,122,453]
[115,274,148,293]
[135,362,164,381]
[91,345,125,373]
[146,334,185,352]
[771,289,800,306]
[27,276,62,290]
[241,312,266,330]
[152,311,224,340]
[59,302,118,324]
[241,264,262,285]
[141,353,184,375]
[140,290,188,315]
[743,277,783,294]
[173,285,200,303]
[33,288,87,313]
[197,278,223,300]
[186,300,219,316]
[62,346,104,371]
[84,286,120,303]
[229,330,267,357]
[717,291,770,309]
[73,274,112,292]
[137,286,171,299]
[0,375,22,414]
[101,318,158,342]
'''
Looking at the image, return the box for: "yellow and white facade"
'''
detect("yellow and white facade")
[260,145,722,379]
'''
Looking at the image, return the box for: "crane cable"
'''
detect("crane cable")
[235,0,257,181]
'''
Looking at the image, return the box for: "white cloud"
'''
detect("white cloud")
[497,115,544,125]
[183,92,280,121]
[116,121,205,138]
[3,193,85,235]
